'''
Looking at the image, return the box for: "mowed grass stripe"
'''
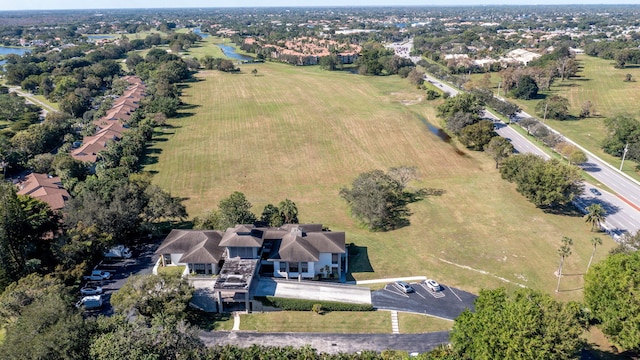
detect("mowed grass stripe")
[147,62,614,300]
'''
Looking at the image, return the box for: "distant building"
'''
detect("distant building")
[16,173,70,210]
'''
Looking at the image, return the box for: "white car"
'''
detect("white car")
[80,285,103,296]
[425,279,441,292]
[83,270,111,281]
[76,295,103,309]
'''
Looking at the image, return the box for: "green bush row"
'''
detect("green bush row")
[256,296,374,311]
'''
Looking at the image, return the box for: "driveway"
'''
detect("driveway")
[84,242,160,316]
[200,331,450,355]
[372,281,476,320]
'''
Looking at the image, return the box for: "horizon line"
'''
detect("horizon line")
[2,3,640,12]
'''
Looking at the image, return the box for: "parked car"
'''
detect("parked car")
[80,285,103,296]
[103,245,132,259]
[76,295,103,309]
[395,281,414,293]
[590,188,602,196]
[425,279,441,292]
[83,270,111,281]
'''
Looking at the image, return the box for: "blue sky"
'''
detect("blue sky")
[1,1,640,11]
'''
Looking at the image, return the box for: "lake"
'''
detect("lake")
[0,46,31,56]
[86,35,115,41]
[216,44,253,61]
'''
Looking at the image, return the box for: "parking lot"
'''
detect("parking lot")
[371,280,477,320]
[79,242,159,316]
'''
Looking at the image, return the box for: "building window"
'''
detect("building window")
[163,254,172,265]
[279,262,286,272]
[301,262,308,273]
[194,264,205,274]
[332,253,339,264]
[289,262,299,272]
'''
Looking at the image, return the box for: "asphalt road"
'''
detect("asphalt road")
[427,75,640,237]
[8,86,55,115]
[372,282,476,320]
[200,330,450,355]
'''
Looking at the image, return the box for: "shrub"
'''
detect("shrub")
[256,296,374,311]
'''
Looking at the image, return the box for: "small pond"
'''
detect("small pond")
[216,44,253,61]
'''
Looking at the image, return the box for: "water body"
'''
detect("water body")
[216,44,253,61]
[0,46,31,56]
[192,28,209,38]
[86,35,115,41]
[420,117,466,156]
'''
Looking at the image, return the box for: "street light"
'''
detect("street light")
[620,143,629,171]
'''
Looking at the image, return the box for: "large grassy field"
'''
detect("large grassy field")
[145,61,615,301]
[470,54,640,178]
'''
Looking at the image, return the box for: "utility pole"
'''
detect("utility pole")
[620,143,629,171]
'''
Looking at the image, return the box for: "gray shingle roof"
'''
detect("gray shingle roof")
[156,229,224,264]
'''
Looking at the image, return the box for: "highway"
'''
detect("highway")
[423,74,640,237]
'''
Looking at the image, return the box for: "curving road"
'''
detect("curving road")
[424,74,640,237]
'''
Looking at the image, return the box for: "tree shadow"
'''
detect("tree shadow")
[174,112,195,118]
[346,244,374,282]
[582,342,638,359]
[179,103,201,110]
[542,203,584,217]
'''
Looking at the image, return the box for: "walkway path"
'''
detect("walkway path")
[232,312,241,331]
[391,311,399,334]
[200,331,450,355]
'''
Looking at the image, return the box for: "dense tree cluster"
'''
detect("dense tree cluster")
[193,192,299,230]
[451,288,585,360]
[500,154,584,208]
[585,250,640,352]
[601,114,640,164]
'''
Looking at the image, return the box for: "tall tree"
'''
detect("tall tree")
[218,191,256,229]
[484,136,514,168]
[556,236,573,292]
[586,237,603,272]
[584,203,606,232]
[278,199,299,224]
[451,288,584,360]
[585,251,640,351]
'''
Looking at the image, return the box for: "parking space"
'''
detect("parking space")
[372,281,476,320]
[78,242,160,316]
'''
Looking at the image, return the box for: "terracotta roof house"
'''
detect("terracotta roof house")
[70,75,145,164]
[71,128,122,162]
[16,173,70,210]
[156,229,225,275]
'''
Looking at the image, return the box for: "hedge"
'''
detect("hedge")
[256,296,374,311]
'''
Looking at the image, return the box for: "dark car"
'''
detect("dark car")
[590,188,602,196]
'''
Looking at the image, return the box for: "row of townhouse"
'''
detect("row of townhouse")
[71,76,146,163]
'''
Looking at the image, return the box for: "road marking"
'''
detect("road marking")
[419,283,445,298]
[384,284,409,298]
[448,287,463,302]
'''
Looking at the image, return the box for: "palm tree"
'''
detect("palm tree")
[556,236,573,292]
[586,237,603,272]
[584,203,606,232]
[278,199,299,224]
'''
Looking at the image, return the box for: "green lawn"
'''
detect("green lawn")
[157,265,186,277]
[240,311,392,333]
[145,62,615,301]
[397,312,453,333]
[470,54,640,179]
